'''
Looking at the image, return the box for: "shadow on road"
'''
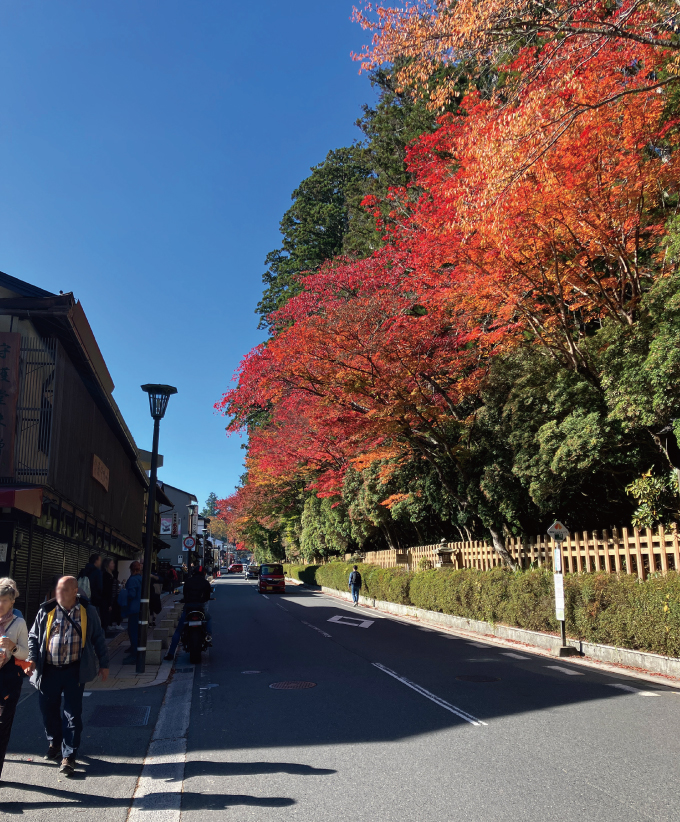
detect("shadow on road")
[0,782,296,814]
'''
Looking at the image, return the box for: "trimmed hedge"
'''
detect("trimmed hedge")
[284,562,680,657]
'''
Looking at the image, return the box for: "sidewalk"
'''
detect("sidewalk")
[86,591,184,691]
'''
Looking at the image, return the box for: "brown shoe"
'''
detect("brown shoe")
[44,744,60,761]
[59,756,76,776]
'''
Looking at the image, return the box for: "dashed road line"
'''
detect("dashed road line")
[502,652,531,660]
[301,620,332,638]
[546,665,584,676]
[373,662,488,726]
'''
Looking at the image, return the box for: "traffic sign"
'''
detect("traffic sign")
[183,536,196,551]
[547,521,569,541]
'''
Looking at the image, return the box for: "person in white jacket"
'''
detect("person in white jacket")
[0,577,29,778]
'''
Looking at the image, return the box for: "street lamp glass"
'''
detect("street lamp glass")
[141,384,178,420]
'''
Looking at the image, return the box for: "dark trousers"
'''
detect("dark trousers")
[99,602,111,633]
[0,661,24,776]
[38,662,84,757]
[128,612,140,651]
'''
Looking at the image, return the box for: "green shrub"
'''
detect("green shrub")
[283,561,680,656]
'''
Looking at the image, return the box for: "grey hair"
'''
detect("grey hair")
[0,578,19,601]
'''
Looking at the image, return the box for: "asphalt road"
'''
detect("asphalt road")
[3,575,680,821]
[182,575,680,822]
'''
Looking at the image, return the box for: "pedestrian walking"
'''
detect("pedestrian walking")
[110,568,122,627]
[122,561,142,664]
[77,553,103,612]
[0,578,29,779]
[100,558,115,636]
[26,576,109,777]
[349,565,362,606]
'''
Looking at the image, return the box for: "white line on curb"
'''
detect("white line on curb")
[373,662,488,726]
[127,667,195,822]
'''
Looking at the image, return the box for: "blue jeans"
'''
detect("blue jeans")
[351,584,361,604]
[167,605,212,657]
[38,663,84,757]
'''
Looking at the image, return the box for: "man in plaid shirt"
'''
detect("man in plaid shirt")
[28,576,109,777]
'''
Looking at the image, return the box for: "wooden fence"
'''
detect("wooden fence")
[352,525,680,579]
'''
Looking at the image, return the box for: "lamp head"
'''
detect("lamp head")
[141,384,177,420]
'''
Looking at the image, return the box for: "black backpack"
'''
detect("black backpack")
[350,571,362,587]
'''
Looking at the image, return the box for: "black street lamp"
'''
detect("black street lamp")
[137,383,177,674]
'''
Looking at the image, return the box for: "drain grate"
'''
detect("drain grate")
[89,705,151,727]
[456,675,500,683]
[269,681,316,690]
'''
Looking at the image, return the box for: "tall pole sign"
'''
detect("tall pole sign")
[547,521,576,657]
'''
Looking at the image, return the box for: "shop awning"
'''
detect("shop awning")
[0,487,43,518]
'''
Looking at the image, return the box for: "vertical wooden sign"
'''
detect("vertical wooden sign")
[0,333,21,480]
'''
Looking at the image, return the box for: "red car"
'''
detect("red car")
[258,563,285,594]
[228,563,243,574]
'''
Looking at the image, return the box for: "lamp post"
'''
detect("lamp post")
[137,383,177,674]
[201,527,208,568]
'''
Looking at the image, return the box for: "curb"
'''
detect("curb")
[285,577,680,687]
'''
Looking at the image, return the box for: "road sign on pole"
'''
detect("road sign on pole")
[547,522,577,657]
[547,520,569,541]
[183,536,195,552]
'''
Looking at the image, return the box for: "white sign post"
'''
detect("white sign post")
[547,521,576,657]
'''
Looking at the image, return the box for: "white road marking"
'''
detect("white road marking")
[328,615,374,628]
[502,653,531,660]
[466,642,490,648]
[302,620,332,638]
[373,663,488,726]
[127,667,194,822]
[262,595,269,599]
[609,683,660,697]
[546,665,584,676]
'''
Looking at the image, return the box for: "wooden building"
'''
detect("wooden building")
[0,271,149,623]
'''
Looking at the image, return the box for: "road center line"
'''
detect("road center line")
[301,620,332,638]
[373,663,488,726]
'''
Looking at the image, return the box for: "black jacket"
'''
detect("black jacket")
[101,569,114,606]
[79,563,103,606]
[182,575,211,604]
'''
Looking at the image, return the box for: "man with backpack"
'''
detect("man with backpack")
[77,554,103,613]
[348,565,362,606]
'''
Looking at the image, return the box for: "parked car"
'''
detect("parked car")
[257,563,285,594]
[228,563,244,574]
[245,564,259,579]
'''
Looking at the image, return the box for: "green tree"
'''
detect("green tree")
[201,492,219,518]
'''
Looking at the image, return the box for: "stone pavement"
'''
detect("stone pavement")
[87,592,184,691]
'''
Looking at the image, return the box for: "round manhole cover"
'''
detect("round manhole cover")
[241,670,262,675]
[269,681,317,690]
[456,675,501,683]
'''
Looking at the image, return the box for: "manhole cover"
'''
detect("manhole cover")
[269,681,316,690]
[89,705,151,727]
[456,675,501,683]
[242,670,262,674]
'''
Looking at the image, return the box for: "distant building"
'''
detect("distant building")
[0,271,148,622]
[155,482,198,568]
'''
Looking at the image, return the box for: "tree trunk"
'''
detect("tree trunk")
[488,526,517,570]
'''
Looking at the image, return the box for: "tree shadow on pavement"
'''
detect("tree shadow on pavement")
[0,782,296,814]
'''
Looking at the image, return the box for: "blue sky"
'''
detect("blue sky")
[0,1,375,510]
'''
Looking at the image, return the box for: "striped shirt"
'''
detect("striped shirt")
[46,604,82,666]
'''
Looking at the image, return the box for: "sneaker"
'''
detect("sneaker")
[59,756,76,776]
[44,744,60,761]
